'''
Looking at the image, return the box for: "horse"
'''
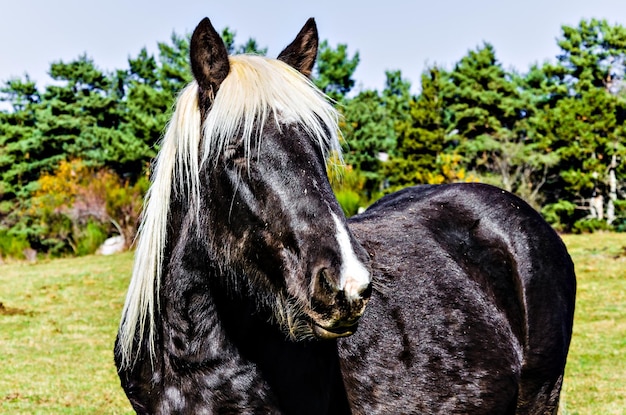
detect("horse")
[114,17,576,414]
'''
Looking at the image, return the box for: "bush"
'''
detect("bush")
[328,163,369,216]
[612,200,626,232]
[335,189,362,217]
[23,159,148,256]
[0,228,31,259]
[542,200,577,232]
[572,218,613,234]
[75,221,109,256]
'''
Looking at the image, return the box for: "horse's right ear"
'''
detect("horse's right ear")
[277,18,318,77]
[190,18,230,96]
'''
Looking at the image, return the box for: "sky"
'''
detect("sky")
[1,0,626,95]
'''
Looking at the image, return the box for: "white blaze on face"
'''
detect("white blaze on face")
[331,212,371,301]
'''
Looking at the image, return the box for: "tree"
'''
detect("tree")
[0,26,271,256]
[386,67,451,190]
[557,18,626,94]
[442,43,557,207]
[119,28,268,179]
[540,19,626,228]
[0,56,132,203]
[339,71,411,198]
[0,77,41,201]
[542,88,625,224]
[314,40,359,102]
[221,27,268,55]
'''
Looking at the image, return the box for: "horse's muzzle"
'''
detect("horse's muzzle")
[308,266,372,339]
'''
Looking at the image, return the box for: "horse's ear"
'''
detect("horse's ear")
[190,18,230,95]
[277,18,318,77]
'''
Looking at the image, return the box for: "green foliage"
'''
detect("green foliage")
[340,71,411,197]
[541,200,578,232]
[540,19,626,226]
[557,18,626,93]
[0,228,30,259]
[443,44,544,197]
[75,220,108,257]
[335,190,362,217]
[386,67,448,190]
[340,89,393,194]
[2,17,626,244]
[610,199,626,231]
[328,162,369,216]
[0,26,267,255]
[221,27,268,55]
[314,40,359,102]
[572,218,613,234]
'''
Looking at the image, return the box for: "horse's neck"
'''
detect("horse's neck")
[215,285,350,412]
[158,237,349,414]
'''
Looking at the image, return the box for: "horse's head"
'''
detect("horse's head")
[189,18,372,340]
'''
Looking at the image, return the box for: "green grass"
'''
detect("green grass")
[0,253,134,414]
[559,233,626,415]
[0,233,625,414]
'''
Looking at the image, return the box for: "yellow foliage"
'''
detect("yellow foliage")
[434,153,479,184]
[32,160,120,218]
[327,159,365,193]
[31,159,148,253]
[32,160,82,214]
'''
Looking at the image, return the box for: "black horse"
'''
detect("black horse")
[115,17,576,414]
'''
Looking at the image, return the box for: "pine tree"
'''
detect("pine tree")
[541,19,626,228]
[339,71,410,197]
[386,67,450,189]
[314,40,359,102]
[443,43,554,203]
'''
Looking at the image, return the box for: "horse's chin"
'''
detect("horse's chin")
[311,321,359,340]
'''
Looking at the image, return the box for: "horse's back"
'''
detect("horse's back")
[342,183,575,414]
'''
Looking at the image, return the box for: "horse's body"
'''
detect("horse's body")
[341,184,575,414]
[115,17,575,414]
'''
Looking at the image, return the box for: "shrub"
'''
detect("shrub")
[335,189,362,217]
[542,200,577,232]
[25,159,148,256]
[572,218,612,234]
[328,163,369,216]
[612,200,626,232]
[0,228,31,259]
[75,220,109,257]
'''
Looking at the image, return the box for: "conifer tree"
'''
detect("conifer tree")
[386,67,448,189]
[542,19,626,228]
[443,43,547,198]
[340,71,410,197]
[314,41,359,102]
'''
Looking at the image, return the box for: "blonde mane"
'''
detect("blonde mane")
[117,55,341,368]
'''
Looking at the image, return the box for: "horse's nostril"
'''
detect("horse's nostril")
[360,282,373,299]
[315,267,338,296]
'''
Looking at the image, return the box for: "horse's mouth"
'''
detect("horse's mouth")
[311,321,359,339]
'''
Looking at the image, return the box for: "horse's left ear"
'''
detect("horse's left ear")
[277,18,318,77]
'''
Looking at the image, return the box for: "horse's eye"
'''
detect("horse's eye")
[224,144,245,163]
[224,145,237,160]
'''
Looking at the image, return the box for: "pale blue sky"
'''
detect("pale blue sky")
[1,0,626,93]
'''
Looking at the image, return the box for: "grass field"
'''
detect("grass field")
[1,233,625,414]
[559,233,626,415]
[0,253,134,414]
